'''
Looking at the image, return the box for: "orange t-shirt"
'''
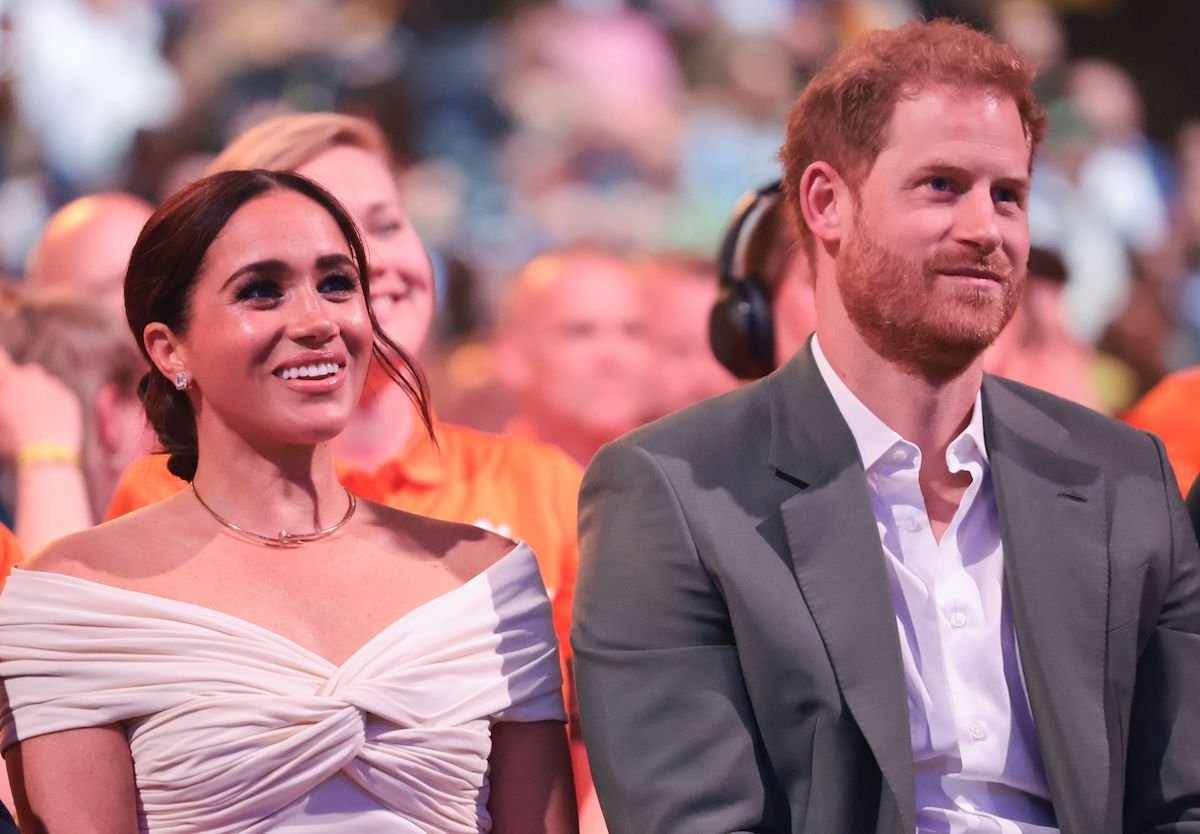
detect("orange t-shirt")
[1122,367,1200,495]
[106,420,582,674]
[1,524,22,593]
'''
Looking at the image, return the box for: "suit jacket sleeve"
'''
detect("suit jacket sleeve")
[1124,433,1200,831]
[572,441,776,834]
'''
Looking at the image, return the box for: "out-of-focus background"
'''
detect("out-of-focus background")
[5,4,1200,818]
[3,0,1200,421]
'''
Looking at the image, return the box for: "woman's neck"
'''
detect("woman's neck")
[332,375,418,472]
[190,425,348,537]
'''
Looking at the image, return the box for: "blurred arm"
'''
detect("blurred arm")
[0,347,92,552]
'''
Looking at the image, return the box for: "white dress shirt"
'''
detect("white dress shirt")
[812,337,1057,834]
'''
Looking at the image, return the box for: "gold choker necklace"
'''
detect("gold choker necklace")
[189,481,357,548]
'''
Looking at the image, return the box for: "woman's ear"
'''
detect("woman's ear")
[799,161,852,246]
[143,323,185,385]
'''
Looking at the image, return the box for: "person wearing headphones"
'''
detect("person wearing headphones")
[709,180,817,381]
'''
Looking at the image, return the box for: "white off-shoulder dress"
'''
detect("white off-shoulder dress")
[0,543,565,833]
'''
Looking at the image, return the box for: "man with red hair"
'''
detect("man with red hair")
[573,19,1200,833]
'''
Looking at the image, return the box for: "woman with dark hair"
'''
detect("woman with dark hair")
[0,169,576,833]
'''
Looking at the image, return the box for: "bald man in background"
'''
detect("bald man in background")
[495,247,651,466]
[638,253,739,421]
[24,192,154,313]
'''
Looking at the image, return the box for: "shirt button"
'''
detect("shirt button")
[949,610,967,629]
[968,720,987,741]
[889,448,908,463]
[901,516,920,533]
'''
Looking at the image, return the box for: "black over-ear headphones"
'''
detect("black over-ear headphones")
[709,180,783,380]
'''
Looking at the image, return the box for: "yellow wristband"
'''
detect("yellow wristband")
[15,442,80,467]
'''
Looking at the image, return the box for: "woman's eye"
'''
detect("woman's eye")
[319,272,359,295]
[236,280,282,302]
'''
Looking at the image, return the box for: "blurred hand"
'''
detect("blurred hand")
[0,345,84,457]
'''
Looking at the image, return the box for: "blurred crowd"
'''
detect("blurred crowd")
[4,0,1200,826]
[4,0,1200,574]
[3,0,1197,408]
[5,0,1200,531]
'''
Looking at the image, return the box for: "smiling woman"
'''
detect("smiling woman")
[124,169,429,483]
[102,115,588,816]
[0,170,576,834]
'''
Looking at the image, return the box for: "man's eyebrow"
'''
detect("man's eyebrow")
[912,159,1027,181]
[914,160,1031,187]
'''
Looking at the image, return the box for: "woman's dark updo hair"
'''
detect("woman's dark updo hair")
[125,168,433,481]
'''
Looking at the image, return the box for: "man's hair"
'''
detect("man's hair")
[779,19,1046,258]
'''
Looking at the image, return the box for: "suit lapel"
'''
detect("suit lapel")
[983,378,1110,834]
[768,349,915,834]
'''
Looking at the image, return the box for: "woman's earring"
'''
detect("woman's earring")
[174,371,189,391]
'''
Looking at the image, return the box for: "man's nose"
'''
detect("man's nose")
[953,187,1002,253]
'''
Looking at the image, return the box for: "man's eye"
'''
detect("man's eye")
[928,177,952,192]
[993,187,1019,204]
[236,280,282,301]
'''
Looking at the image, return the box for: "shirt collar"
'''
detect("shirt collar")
[952,389,989,466]
[811,335,988,471]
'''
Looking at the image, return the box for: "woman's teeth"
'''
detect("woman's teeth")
[276,362,342,380]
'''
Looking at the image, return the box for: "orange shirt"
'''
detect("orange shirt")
[106,419,582,673]
[1,524,22,593]
[1122,367,1200,494]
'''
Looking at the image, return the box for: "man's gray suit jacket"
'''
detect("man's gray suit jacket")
[572,346,1200,834]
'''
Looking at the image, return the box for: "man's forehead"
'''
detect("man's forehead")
[873,83,1033,168]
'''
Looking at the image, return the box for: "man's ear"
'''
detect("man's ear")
[143,322,186,386]
[799,161,852,245]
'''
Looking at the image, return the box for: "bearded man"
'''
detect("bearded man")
[571,19,1200,834]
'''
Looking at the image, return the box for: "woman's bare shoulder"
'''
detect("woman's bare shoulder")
[21,494,196,582]
[354,500,519,583]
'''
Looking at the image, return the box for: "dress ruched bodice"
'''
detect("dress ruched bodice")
[0,544,565,833]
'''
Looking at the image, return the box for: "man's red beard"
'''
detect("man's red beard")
[835,216,1025,381]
